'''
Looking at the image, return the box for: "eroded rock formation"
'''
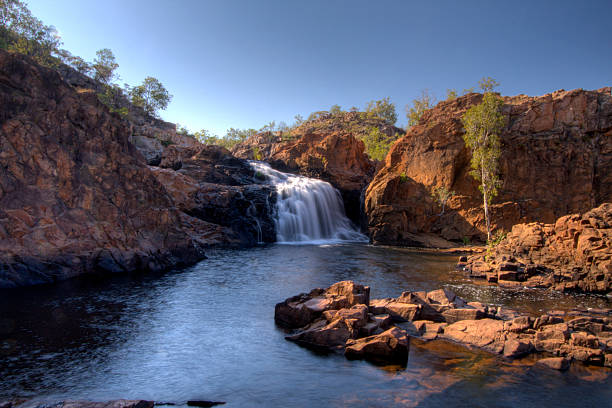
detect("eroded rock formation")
[0,50,275,288]
[277,281,612,370]
[459,203,612,294]
[365,88,612,247]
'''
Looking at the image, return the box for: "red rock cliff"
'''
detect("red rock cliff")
[365,88,612,247]
[0,50,205,287]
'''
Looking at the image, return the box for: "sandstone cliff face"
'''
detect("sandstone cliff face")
[365,88,612,247]
[0,50,204,287]
[460,203,612,294]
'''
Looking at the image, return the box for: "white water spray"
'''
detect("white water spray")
[250,161,367,244]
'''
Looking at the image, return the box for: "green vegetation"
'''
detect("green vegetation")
[1,0,61,67]
[406,90,435,128]
[361,127,396,161]
[92,48,119,84]
[488,229,506,247]
[252,146,262,160]
[461,236,471,246]
[445,89,458,100]
[1,1,172,120]
[128,76,172,117]
[431,186,455,214]
[461,89,506,242]
[478,76,500,93]
[365,97,397,125]
[399,173,408,183]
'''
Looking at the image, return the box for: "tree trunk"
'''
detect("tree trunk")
[481,159,491,243]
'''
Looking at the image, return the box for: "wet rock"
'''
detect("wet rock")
[345,327,409,364]
[535,357,570,371]
[186,400,226,407]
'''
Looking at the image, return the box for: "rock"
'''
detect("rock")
[54,400,155,408]
[463,203,612,293]
[504,316,533,333]
[345,327,409,364]
[441,308,485,324]
[535,357,570,371]
[503,338,534,358]
[286,315,361,351]
[442,319,506,354]
[274,281,370,329]
[365,88,612,248]
[186,401,225,407]
[0,50,206,288]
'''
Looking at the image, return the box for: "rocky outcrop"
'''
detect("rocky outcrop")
[365,88,612,247]
[150,145,277,246]
[0,50,206,287]
[459,203,612,294]
[0,50,275,288]
[277,281,612,370]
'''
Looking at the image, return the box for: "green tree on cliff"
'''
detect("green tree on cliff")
[406,90,435,128]
[129,76,172,116]
[1,0,62,66]
[92,48,119,84]
[365,97,397,125]
[461,92,506,242]
[478,76,500,93]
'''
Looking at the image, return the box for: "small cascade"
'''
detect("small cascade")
[250,161,368,244]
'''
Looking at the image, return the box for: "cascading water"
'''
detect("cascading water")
[250,161,368,244]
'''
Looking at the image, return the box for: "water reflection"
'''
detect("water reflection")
[0,244,610,407]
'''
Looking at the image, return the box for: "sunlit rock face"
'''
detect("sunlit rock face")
[365,88,612,247]
[460,203,612,294]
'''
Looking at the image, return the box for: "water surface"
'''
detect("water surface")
[1,244,610,407]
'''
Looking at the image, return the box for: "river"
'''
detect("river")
[1,243,611,407]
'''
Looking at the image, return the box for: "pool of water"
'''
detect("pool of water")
[1,243,610,407]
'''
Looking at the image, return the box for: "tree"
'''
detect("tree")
[361,127,396,162]
[478,76,500,93]
[445,89,458,100]
[461,92,506,242]
[432,186,455,214]
[129,76,172,116]
[1,0,62,66]
[365,97,397,125]
[293,114,304,126]
[194,129,219,145]
[406,90,435,128]
[92,48,119,84]
[329,104,343,116]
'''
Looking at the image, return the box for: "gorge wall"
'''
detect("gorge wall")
[365,88,612,247]
[0,50,274,288]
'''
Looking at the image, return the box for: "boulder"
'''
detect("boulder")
[345,327,409,364]
[442,319,506,354]
[274,281,370,329]
[535,357,570,371]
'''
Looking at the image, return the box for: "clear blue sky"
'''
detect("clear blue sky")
[27,0,612,135]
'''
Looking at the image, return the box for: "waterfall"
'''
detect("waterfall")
[250,161,368,244]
